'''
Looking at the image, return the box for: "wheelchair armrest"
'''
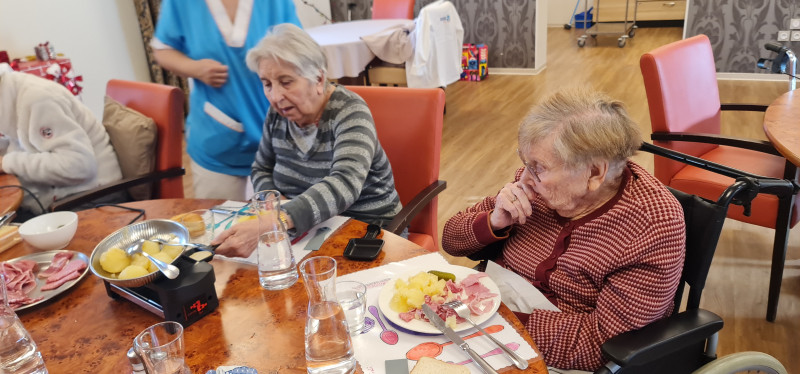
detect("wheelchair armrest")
[600,309,724,368]
[50,168,185,211]
[720,103,768,112]
[650,132,781,156]
[385,180,446,234]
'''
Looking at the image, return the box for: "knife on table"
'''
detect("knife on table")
[421,304,498,374]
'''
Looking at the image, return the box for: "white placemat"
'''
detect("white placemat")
[208,201,350,265]
[339,253,539,374]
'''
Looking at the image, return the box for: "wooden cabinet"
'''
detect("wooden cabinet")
[594,0,686,22]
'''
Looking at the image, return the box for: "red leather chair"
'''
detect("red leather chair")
[51,79,185,210]
[640,34,799,322]
[372,0,414,19]
[346,86,446,252]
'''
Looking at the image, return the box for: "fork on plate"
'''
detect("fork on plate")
[443,300,529,370]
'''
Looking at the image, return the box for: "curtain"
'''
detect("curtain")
[132,0,190,101]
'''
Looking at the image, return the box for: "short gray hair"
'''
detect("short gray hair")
[518,88,642,169]
[246,23,328,83]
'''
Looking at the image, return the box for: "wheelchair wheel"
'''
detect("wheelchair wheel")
[692,352,788,374]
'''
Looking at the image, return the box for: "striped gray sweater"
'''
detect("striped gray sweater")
[251,85,402,234]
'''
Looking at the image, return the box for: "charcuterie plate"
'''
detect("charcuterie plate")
[3,250,90,311]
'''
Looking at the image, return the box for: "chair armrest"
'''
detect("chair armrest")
[600,309,723,368]
[720,103,768,112]
[650,132,781,156]
[385,180,446,234]
[50,168,185,211]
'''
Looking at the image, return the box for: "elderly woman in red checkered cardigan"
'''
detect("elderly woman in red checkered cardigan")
[442,88,685,372]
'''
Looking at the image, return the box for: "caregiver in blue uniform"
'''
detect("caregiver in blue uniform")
[151,0,301,200]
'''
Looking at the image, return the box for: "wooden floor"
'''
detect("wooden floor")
[183,26,799,371]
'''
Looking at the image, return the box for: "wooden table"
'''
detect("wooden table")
[3,199,546,373]
[764,90,800,166]
[0,174,24,215]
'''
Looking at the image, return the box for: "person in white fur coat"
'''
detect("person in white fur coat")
[0,64,121,217]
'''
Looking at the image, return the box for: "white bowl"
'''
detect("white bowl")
[18,211,79,250]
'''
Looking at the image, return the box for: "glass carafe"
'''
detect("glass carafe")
[251,190,298,290]
[299,256,355,374]
[0,274,48,374]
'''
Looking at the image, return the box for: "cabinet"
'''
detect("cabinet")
[594,0,686,22]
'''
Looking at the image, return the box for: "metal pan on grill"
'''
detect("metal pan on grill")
[89,219,190,288]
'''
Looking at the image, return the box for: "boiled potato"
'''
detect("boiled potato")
[118,265,149,280]
[389,272,447,313]
[130,253,149,268]
[162,244,184,259]
[148,260,159,273]
[152,251,174,264]
[141,240,160,255]
[99,247,131,273]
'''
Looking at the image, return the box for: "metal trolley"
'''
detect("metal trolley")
[578,0,635,48]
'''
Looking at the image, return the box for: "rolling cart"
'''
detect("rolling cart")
[577,0,635,48]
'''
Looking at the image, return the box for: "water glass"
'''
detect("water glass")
[133,321,189,374]
[252,190,298,290]
[336,281,367,336]
[179,209,215,245]
[0,275,48,374]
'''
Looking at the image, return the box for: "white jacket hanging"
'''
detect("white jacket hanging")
[405,0,464,88]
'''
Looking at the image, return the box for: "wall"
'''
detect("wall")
[331,0,541,69]
[0,0,151,118]
[548,0,579,27]
[685,0,800,73]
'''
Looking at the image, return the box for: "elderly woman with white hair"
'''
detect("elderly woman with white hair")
[441,89,686,371]
[213,23,402,258]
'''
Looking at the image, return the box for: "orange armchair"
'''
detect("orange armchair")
[346,85,446,252]
[51,79,186,211]
[372,0,414,19]
[640,34,799,322]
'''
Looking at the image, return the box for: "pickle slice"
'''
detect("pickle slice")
[427,270,456,282]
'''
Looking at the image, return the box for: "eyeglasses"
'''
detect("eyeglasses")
[517,148,557,183]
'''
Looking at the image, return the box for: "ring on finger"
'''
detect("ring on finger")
[511,195,517,202]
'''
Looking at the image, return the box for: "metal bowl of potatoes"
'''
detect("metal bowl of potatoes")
[89,219,190,288]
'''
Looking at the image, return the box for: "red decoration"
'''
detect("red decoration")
[9,42,83,96]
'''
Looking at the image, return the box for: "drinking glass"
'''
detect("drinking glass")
[299,256,355,374]
[336,281,367,336]
[252,190,298,290]
[0,275,48,374]
[179,209,215,245]
[133,321,189,374]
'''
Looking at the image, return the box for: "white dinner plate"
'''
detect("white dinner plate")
[377,264,501,334]
[4,250,90,311]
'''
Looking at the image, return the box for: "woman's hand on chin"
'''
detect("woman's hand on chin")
[490,182,534,229]
[211,219,259,258]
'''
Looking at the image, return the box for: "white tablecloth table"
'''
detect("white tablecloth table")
[307,19,414,79]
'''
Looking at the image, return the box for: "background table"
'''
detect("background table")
[307,19,414,79]
[763,90,800,166]
[4,199,546,373]
[0,174,24,215]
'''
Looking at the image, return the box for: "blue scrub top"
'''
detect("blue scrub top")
[154,0,301,176]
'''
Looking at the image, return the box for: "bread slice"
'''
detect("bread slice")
[410,357,470,374]
[0,225,21,254]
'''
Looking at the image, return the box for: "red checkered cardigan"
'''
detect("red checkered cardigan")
[441,162,685,371]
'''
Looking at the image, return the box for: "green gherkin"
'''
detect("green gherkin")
[427,270,456,282]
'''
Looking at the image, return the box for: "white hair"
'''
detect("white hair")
[245,23,328,83]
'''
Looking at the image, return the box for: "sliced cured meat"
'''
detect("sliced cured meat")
[1,260,38,296]
[45,260,87,284]
[40,271,82,291]
[38,252,74,278]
